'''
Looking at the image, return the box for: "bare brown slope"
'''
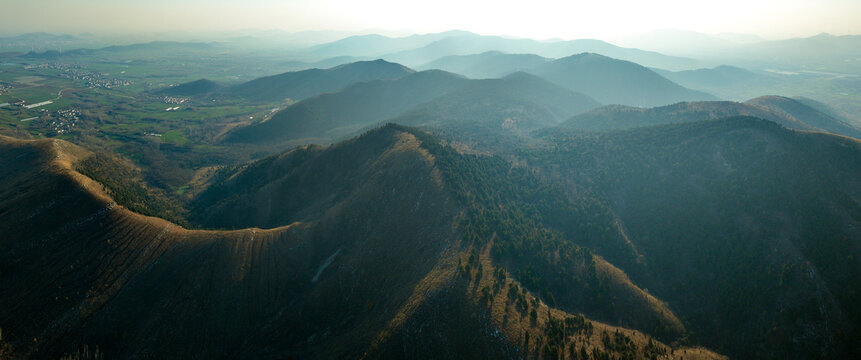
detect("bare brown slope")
[0,132,462,359]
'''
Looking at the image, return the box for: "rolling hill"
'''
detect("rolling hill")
[528,53,718,107]
[155,78,221,97]
[221,59,414,102]
[531,117,861,358]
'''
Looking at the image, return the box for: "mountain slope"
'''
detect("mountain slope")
[529,53,718,107]
[222,70,469,144]
[533,117,861,359]
[390,72,600,150]
[745,96,861,139]
[304,30,473,59]
[222,59,414,102]
[656,65,782,92]
[0,131,721,359]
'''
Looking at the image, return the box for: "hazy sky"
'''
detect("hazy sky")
[2,0,859,40]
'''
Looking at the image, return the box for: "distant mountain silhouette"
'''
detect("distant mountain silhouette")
[221,59,413,102]
[529,53,717,107]
[656,65,780,90]
[390,72,600,149]
[417,51,551,78]
[223,70,469,143]
[378,33,702,70]
[306,30,474,59]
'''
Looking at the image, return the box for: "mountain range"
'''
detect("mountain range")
[3,114,860,359]
[3,27,861,360]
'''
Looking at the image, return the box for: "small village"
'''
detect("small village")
[162,96,188,104]
[48,108,81,134]
[25,62,132,89]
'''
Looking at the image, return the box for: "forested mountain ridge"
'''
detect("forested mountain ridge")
[531,117,861,358]
[0,131,725,359]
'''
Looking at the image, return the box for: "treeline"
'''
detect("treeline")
[408,125,624,322]
[75,151,188,226]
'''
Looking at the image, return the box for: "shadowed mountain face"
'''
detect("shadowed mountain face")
[389,72,600,150]
[0,130,462,359]
[528,53,718,107]
[221,59,414,102]
[745,96,861,139]
[4,113,861,359]
[531,118,861,359]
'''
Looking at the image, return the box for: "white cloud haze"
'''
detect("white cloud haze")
[1,0,859,39]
